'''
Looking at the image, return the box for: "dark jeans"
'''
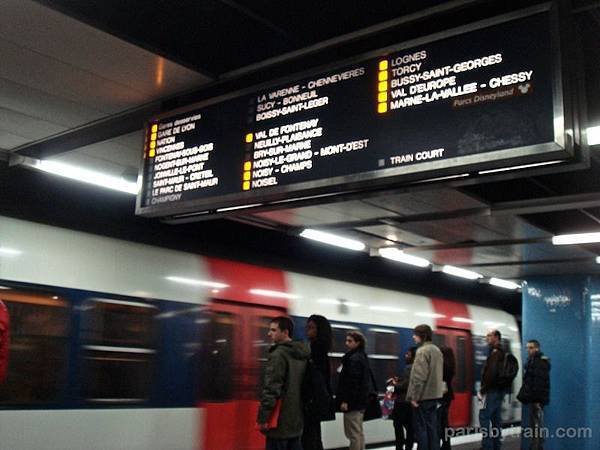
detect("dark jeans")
[439,399,452,450]
[393,403,414,450]
[266,436,303,450]
[413,399,440,450]
[302,419,324,450]
[479,390,505,450]
[528,403,544,450]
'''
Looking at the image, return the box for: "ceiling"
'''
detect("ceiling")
[2,0,600,315]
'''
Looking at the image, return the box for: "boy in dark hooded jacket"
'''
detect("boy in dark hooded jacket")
[258,316,310,450]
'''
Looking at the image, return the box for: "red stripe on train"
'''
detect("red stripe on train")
[206,257,289,308]
[431,297,472,330]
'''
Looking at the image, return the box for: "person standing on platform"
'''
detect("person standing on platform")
[478,330,506,450]
[390,346,417,450]
[302,314,334,450]
[439,346,456,450]
[0,300,9,385]
[518,340,550,450]
[336,331,370,450]
[406,324,444,450]
[257,316,310,450]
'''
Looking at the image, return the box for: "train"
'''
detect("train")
[0,214,521,450]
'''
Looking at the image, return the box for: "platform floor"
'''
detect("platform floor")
[374,427,521,450]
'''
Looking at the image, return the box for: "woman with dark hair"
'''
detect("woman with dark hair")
[336,331,370,450]
[302,314,334,450]
[389,346,417,450]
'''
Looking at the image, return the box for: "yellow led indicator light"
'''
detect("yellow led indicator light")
[379,60,388,71]
[378,92,388,103]
[245,133,254,143]
[149,141,156,149]
[243,171,251,181]
[378,71,388,82]
[150,132,157,140]
[149,149,156,157]
[243,181,251,191]
[377,103,388,114]
[244,161,252,171]
[151,124,158,133]
[378,81,388,92]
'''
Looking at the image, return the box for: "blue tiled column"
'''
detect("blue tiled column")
[522,276,600,450]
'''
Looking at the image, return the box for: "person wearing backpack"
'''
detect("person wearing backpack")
[517,340,550,450]
[439,346,456,450]
[389,346,417,450]
[336,331,370,450]
[478,329,509,450]
[302,315,334,450]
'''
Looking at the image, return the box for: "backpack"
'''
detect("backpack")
[302,359,334,421]
[498,353,519,388]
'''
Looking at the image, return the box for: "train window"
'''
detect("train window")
[198,311,235,402]
[0,290,69,405]
[433,332,446,347]
[368,328,400,392]
[80,299,158,404]
[80,299,156,347]
[369,328,399,355]
[456,336,467,392]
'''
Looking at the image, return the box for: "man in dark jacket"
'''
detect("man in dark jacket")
[478,329,506,450]
[518,340,550,450]
[258,316,310,450]
[336,331,371,450]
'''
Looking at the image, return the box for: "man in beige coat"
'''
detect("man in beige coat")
[406,324,444,450]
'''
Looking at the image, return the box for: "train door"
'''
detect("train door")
[433,328,473,427]
[200,300,284,450]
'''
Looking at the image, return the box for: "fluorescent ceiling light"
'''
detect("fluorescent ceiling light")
[378,247,430,268]
[0,247,22,256]
[484,321,506,327]
[452,317,474,324]
[441,265,483,280]
[478,160,562,175]
[489,277,521,290]
[597,256,600,264]
[588,126,600,146]
[300,229,365,251]
[552,232,600,245]
[249,289,299,299]
[415,312,446,318]
[317,298,360,307]
[32,159,138,194]
[369,305,407,313]
[165,276,229,289]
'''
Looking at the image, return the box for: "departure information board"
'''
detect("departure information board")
[137,8,570,219]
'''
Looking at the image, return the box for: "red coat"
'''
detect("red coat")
[0,300,9,383]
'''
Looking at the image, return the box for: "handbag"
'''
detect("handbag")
[363,366,382,421]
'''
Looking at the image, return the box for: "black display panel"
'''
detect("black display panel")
[137,7,570,219]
